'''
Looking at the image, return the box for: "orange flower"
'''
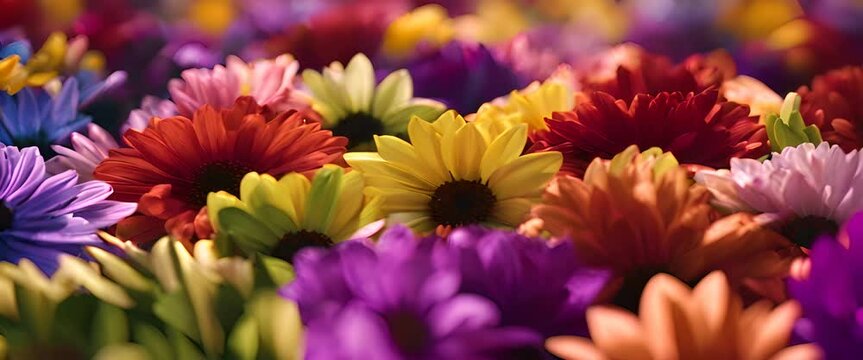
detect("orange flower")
[530,146,793,309]
[545,271,820,360]
[94,97,347,245]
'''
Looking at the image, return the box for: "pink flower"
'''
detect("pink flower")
[124,95,178,132]
[46,123,119,182]
[167,54,306,116]
[695,142,863,248]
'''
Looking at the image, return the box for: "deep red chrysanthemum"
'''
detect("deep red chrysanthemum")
[579,44,735,101]
[529,89,768,177]
[798,66,863,151]
[94,97,347,245]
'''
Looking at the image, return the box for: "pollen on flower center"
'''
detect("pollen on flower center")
[331,112,385,148]
[0,201,13,232]
[779,215,839,249]
[429,180,496,227]
[272,230,334,262]
[190,161,254,206]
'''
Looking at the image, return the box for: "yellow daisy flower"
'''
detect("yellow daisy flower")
[473,74,575,136]
[345,111,562,233]
[207,165,381,261]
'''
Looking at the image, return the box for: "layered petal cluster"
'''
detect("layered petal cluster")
[531,146,793,309]
[45,123,118,182]
[302,53,445,149]
[790,212,863,358]
[695,142,863,248]
[168,54,305,116]
[530,89,769,177]
[546,271,818,360]
[93,97,347,244]
[281,225,609,359]
[798,66,863,151]
[345,111,562,233]
[208,165,381,262]
[0,145,136,273]
[578,44,735,101]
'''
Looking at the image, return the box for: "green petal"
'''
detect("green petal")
[218,208,280,255]
[372,69,412,118]
[302,166,343,233]
[382,101,446,134]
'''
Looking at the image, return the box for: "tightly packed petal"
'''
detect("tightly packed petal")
[345,111,562,233]
[798,66,863,151]
[93,97,347,244]
[0,145,136,273]
[696,142,863,248]
[790,212,863,358]
[531,146,793,309]
[530,89,768,177]
[168,54,305,116]
[46,123,118,182]
[546,271,819,360]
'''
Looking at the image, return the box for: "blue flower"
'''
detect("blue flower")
[0,145,136,273]
[0,77,91,155]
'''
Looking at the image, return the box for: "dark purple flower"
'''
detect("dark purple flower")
[281,225,608,359]
[789,211,863,359]
[407,41,526,114]
[0,145,136,274]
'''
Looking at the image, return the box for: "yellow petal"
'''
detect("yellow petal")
[480,124,528,181]
[442,123,486,181]
[487,152,562,200]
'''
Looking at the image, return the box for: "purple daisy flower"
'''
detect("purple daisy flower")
[281,225,608,359]
[789,211,863,359]
[407,41,526,114]
[0,145,136,273]
[446,226,609,339]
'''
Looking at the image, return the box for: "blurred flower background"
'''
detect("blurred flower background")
[2,0,863,359]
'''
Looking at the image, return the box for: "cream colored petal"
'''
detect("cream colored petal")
[480,124,528,181]
[344,54,375,112]
[769,344,822,360]
[487,152,562,199]
[372,69,412,117]
[302,69,347,123]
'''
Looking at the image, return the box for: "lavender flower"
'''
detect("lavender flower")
[0,145,136,273]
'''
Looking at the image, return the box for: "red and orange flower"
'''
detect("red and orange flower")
[529,89,768,177]
[94,97,347,246]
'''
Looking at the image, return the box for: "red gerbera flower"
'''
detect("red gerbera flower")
[94,97,347,245]
[798,66,863,151]
[529,89,768,177]
[579,44,736,101]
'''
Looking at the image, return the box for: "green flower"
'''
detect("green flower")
[302,53,446,149]
[208,165,382,262]
[765,92,823,152]
[0,237,302,359]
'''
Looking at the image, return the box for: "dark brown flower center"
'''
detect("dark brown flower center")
[271,230,334,262]
[0,201,12,232]
[385,310,430,356]
[190,161,254,206]
[429,180,496,227]
[779,215,839,248]
[330,112,384,148]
